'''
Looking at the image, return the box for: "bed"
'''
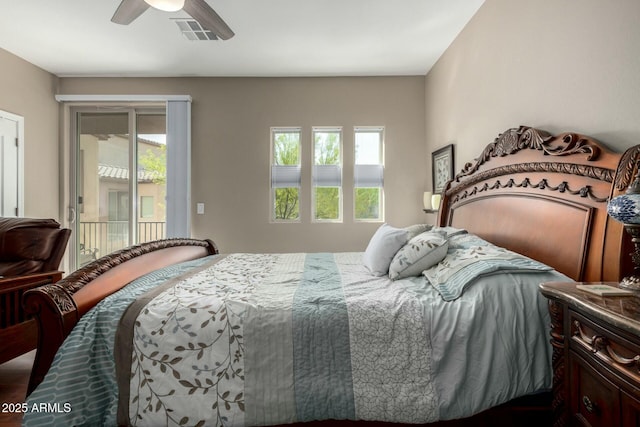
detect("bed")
[20,126,636,427]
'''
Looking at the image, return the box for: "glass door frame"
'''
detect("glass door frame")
[68,103,166,269]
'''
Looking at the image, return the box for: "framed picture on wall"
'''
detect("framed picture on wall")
[432,144,454,194]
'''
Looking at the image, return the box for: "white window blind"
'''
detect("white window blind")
[354,164,384,187]
[271,165,301,188]
[313,164,342,186]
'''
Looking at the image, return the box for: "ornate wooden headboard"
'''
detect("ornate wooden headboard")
[437,126,636,282]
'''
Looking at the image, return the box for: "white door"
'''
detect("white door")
[0,111,23,217]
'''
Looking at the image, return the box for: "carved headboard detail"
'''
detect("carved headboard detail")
[451,127,614,202]
[613,144,640,191]
[437,126,635,282]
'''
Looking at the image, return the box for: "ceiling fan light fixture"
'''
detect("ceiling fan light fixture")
[144,0,185,12]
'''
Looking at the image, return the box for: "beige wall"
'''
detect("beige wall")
[0,48,60,219]
[7,0,640,254]
[425,0,640,183]
[58,77,427,253]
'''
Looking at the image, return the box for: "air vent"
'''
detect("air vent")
[174,19,218,41]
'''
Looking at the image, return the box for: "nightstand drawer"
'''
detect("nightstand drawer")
[570,352,620,427]
[570,310,640,389]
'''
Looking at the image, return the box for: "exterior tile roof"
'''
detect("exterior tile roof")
[98,164,162,183]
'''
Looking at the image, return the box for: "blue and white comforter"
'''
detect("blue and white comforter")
[24,250,569,427]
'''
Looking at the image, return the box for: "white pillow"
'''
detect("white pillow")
[404,224,433,240]
[389,230,449,280]
[363,224,408,276]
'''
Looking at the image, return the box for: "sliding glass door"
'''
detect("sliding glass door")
[74,108,167,268]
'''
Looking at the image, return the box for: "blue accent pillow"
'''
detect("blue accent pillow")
[389,230,448,280]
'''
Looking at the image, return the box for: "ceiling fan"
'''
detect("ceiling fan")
[111,0,234,40]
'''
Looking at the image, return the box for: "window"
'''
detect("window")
[313,127,342,222]
[108,190,129,221]
[140,196,154,218]
[271,127,301,221]
[354,127,384,221]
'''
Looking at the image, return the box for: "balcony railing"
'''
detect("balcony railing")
[78,221,165,264]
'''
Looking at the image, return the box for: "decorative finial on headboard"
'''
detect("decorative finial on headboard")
[613,145,640,192]
[607,145,640,289]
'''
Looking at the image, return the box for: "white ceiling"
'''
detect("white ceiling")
[0,0,484,78]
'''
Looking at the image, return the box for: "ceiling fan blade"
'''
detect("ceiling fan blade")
[112,0,151,25]
[183,0,234,40]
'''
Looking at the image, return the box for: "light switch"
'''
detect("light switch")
[196,202,205,214]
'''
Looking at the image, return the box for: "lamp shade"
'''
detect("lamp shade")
[431,194,442,210]
[144,0,185,12]
[423,192,432,209]
[607,193,640,224]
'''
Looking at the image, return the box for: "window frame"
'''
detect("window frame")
[270,127,302,223]
[353,126,385,222]
[311,126,343,223]
[140,195,154,218]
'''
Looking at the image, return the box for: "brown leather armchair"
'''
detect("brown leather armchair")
[0,217,71,364]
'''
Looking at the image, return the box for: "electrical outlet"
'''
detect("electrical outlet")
[196,203,205,214]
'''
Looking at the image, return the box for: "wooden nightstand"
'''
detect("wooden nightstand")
[539,282,640,427]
